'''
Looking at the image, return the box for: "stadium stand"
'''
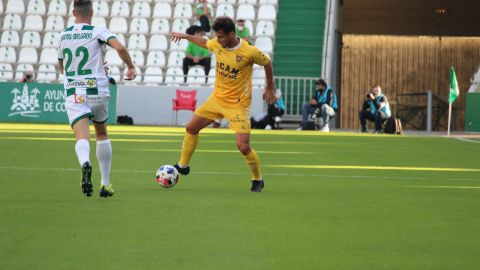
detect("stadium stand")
[0,0,278,84]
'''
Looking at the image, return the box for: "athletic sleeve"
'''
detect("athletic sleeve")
[205,38,217,51]
[252,46,270,66]
[97,26,117,46]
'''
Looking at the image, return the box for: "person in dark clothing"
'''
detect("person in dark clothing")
[359,84,391,133]
[182,26,211,83]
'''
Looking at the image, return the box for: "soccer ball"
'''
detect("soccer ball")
[156,165,179,188]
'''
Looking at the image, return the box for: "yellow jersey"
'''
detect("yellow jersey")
[206,37,270,108]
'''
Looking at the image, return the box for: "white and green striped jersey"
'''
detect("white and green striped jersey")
[58,23,116,95]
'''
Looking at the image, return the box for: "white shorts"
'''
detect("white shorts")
[65,92,110,127]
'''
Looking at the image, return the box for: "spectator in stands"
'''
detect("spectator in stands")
[297,79,337,132]
[20,71,34,83]
[359,84,391,133]
[183,26,211,83]
[264,89,285,130]
[236,19,250,43]
[193,0,213,32]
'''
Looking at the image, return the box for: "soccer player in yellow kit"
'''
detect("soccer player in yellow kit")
[170,17,275,192]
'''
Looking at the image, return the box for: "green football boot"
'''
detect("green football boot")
[99,184,114,198]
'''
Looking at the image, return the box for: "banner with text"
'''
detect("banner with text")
[0,82,117,124]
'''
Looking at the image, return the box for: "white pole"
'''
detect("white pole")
[447,88,452,136]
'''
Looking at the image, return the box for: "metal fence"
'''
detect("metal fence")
[274,76,318,116]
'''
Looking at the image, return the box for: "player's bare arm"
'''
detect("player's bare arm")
[263,61,276,104]
[108,38,136,80]
[170,32,208,49]
[58,59,64,74]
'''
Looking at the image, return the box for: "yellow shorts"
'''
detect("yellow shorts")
[195,96,251,133]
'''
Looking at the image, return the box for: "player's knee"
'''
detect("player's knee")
[236,143,251,155]
[185,124,200,135]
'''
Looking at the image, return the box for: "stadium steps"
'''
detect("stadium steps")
[273,0,326,77]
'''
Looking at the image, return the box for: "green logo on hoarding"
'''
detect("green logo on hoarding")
[9,84,41,117]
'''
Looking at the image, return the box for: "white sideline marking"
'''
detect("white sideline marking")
[455,137,480,144]
[0,166,478,182]
[407,185,480,189]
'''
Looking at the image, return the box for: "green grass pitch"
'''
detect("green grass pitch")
[1,123,479,270]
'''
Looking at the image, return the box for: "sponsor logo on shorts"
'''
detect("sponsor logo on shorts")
[66,79,97,89]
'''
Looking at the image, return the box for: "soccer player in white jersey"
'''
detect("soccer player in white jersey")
[58,0,136,197]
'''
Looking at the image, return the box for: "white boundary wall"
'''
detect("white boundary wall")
[116,85,266,126]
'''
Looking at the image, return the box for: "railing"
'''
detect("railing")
[396,91,456,131]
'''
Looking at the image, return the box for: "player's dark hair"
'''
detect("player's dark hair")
[316,79,327,87]
[212,17,236,34]
[73,0,92,17]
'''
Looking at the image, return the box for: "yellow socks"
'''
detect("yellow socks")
[178,132,199,167]
[243,148,262,180]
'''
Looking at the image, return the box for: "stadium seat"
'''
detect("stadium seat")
[152,2,172,18]
[236,4,255,21]
[171,19,190,33]
[151,18,170,35]
[149,34,169,51]
[21,31,41,48]
[143,67,164,85]
[109,17,128,34]
[252,68,265,86]
[172,89,197,125]
[0,47,17,64]
[105,50,124,67]
[167,51,185,67]
[255,20,275,37]
[27,0,47,15]
[110,1,130,17]
[45,15,65,32]
[105,34,126,50]
[128,34,147,51]
[0,64,14,81]
[47,0,67,16]
[175,0,195,4]
[132,2,151,17]
[0,1,3,14]
[257,4,276,20]
[255,36,273,53]
[24,15,43,31]
[3,14,23,31]
[93,0,109,17]
[0,30,20,47]
[107,65,121,83]
[6,0,25,14]
[130,50,145,67]
[169,39,188,51]
[15,64,35,81]
[259,0,278,5]
[238,0,257,5]
[146,50,166,67]
[37,64,57,82]
[154,0,174,3]
[39,48,59,65]
[129,18,149,34]
[173,3,193,19]
[215,4,235,19]
[18,47,38,65]
[186,66,206,85]
[217,0,237,4]
[206,68,215,85]
[245,20,254,36]
[67,16,76,27]
[164,67,184,85]
[210,52,216,67]
[43,32,60,48]
[92,16,107,27]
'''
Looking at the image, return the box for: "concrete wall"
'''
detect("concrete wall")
[116,85,266,126]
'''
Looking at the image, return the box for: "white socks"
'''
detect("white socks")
[96,139,112,186]
[75,139,90,166]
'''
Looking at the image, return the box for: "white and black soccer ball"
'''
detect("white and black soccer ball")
[156,165,179,188]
